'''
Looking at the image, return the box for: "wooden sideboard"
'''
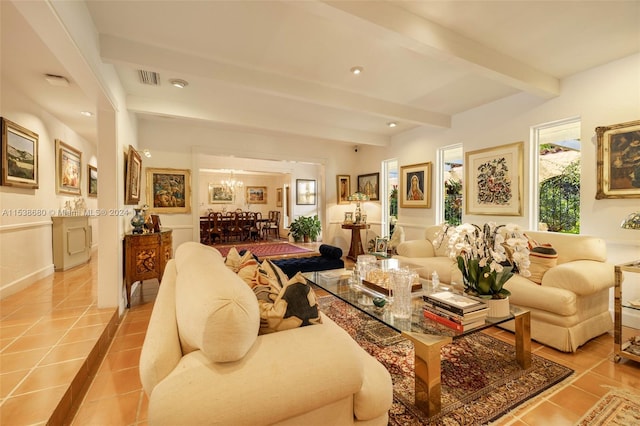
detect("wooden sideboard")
[123,230,172,308]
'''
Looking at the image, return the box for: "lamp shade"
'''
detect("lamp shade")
[621,211,640,230]
[347,192,370,202]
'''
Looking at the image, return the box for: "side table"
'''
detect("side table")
[341,223,370,261]
[123,230,173,308]
[613,260,640,363]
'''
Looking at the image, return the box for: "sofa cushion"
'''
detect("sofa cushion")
[175,242,260,363]
[319,244,342,258]
[253,260,322,334]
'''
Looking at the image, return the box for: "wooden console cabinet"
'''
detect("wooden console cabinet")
[124,230,173,308]
[52,216,92,271]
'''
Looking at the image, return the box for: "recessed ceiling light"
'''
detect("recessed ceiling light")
[387,122,397,128]
[169,78,188,88]
[350,66,363,75]
[80,111,93,117]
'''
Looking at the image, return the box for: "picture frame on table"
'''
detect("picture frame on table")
[400,162,432,208]
[357,172,379,201]
[125,145,142,205]
[1,118,39,189]
[55,139,82,195]
[296,179,316,205]
[344,212,353,224]
[246,186,267,204]
[276,187,283,207]
[465,142,523,215]
[337,174,350,204]
[374,237,388,254]
[146,167,191,214]
[595,119,640,199]
[88,165,98,197]
[209,183,234,204]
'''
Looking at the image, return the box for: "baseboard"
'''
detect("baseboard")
[0,264,54,300]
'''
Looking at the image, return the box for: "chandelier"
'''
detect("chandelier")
[221,171,244,194]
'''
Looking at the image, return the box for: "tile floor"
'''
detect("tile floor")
[1,253,639,425]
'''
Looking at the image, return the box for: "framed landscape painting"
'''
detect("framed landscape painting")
[357,172,379,201]
[88,165,98,197]
[246,186,267,204]
[209,183,234,204]
[400,162,431,208]
[296,179,316,205]
[1,118,39,189]
[595,119,640,199]
[125,145,142,205]
[55,139,82,195]
[146,167,191,214]
[337,174,350,204]
[465,142,523,215]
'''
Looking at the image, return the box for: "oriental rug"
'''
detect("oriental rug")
[576,388,640,425]
[214,242,314,259]
[318,295,574,425]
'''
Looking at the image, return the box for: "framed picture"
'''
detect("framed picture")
[400,162,432,208]
[125,145,142,205]
[296,179,316,205]
[357,172,379,201]
[465,142,523,215]
[246,186,267,204]
[209,183,234,204]
[276,187,283,207]
[344,212,354,223]
[1,118,39,189]
[337,174,351,204]
[55,139,82,195]
[375,237,388,254]
[87,165,98,197]
[596,119,640,199]
[151,214,161,233]
[146,167,191,214]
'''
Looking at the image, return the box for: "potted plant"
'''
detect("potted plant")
[289,215,321,242]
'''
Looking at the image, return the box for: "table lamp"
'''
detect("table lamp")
[620,211,640,230]
[348,192,369,223]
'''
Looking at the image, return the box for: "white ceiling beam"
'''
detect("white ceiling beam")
[304,1,560,99]
[126,95,390,146]
[100,35,450,129]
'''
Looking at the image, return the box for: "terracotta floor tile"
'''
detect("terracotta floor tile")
[0,347,50,373]
[13,358,84,395]
[85,367,142,401]
[591,357,640,388]
[23,317,77,335]
[59,324,104,345]
[548,384,601,418]
[570,371,627,397]
[2,330,66,353]
[0,370,29,399]
[71,391,140,426]
[40,340,96,366]
[0,323,32,339]
[108,332,146,353]
[99,347,142,373]
[0,385,67,425]
[519,400,581,425]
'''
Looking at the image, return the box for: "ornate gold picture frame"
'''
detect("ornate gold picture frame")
[596,119,640,199]
[400,162,432,208]
[55,139,82,195]
[1,118,39,189]
[146,167,191,214]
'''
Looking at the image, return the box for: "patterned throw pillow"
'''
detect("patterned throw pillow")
[224,247,259,285]
[253,260,322,334]
[525,235,558,285]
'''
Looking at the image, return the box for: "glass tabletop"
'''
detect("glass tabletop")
[304,268,520,339]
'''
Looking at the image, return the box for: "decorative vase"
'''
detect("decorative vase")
[486,297,511,318]
[131,208,145,234]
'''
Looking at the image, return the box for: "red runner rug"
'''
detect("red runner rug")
[214,242,314,258]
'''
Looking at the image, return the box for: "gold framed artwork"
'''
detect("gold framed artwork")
[337,175,350,204]
[209,183,234,204]
[400,162,432,208]
[357,172,379,201]
[1,118,39,189]
[296,179,316,205]
[465,142,523,216]
[276,187,283,207]
[87,165,98,197]
[125,145,142,205]
[55,139,82,195]
[146,167,191,214]
[246,186,267,204]
[596,119,640,199]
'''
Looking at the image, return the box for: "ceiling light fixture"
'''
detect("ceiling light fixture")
[80,111,93,117]
[350,66,363,75]
[387,122,397,128]
[169,78,188,89]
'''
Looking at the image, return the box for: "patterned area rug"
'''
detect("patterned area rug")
[214,242,313,258]
[318,295,574,425]
[576,388,640,425]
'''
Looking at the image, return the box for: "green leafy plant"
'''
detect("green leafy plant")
[288,215,321,242]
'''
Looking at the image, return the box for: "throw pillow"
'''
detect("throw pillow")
[319,244,342,259]
[225,247,259,284]
[525,235,558,284]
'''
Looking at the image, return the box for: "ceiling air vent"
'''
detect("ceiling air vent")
[138,70,160,86]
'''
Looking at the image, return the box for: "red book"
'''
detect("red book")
[423,308,485,332]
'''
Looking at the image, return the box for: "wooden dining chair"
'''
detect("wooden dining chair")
[207,212,224,244]
[263,210,281,240]
[228,212,245,241]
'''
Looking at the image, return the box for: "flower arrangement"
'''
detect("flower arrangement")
[437,222,530,299]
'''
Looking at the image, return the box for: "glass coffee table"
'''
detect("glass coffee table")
[303,268,531,417]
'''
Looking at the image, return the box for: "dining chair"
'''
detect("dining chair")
[263,210,281,240]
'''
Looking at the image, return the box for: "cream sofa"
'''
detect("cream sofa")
[394,226,615,352]
[140,242,393,425]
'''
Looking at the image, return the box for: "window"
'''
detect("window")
[438,144,463,226]
[531,118,581,233]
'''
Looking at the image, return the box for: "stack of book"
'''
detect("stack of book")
[422,291,489,332]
